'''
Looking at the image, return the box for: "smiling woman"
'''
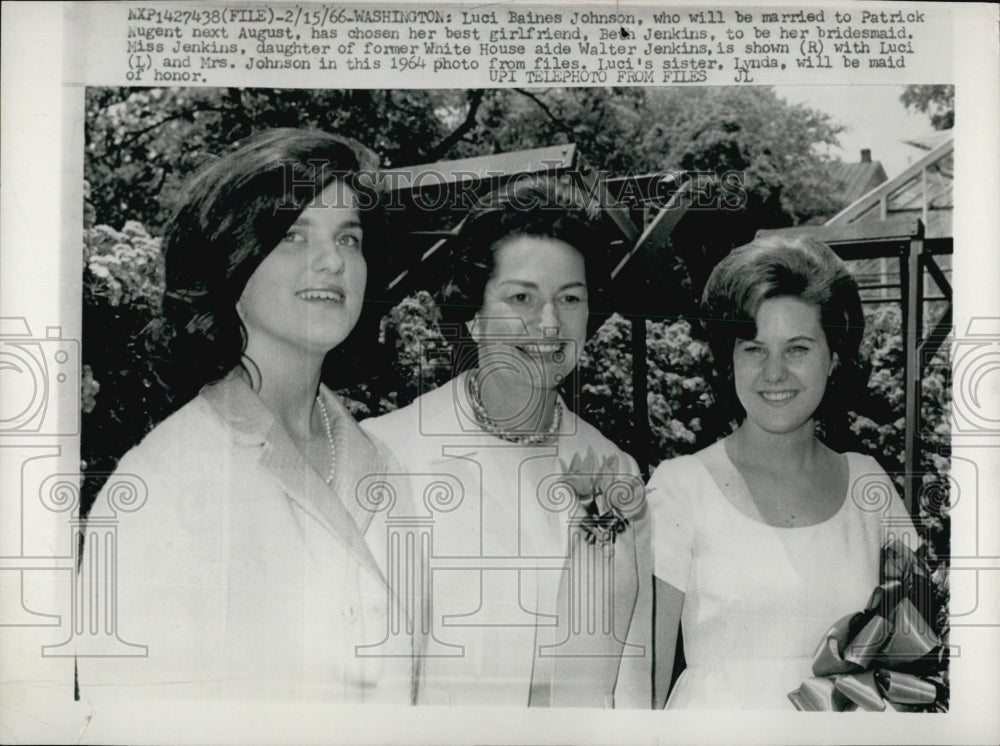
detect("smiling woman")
[648,236,920,710]
[238,181,367,373]
[469,234,589,435]
[361,179,653,708]
[731,295,836,440]
[77,129,419,703]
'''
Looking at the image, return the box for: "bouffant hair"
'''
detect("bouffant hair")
[701,235,865,426]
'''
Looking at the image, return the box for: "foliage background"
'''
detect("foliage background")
[83,84,852,472]
[82,86,952,704]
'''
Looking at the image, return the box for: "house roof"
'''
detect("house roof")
[826,135,953,240]
[828,155,888,208]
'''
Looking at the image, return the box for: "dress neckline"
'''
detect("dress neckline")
[695,440,852,530]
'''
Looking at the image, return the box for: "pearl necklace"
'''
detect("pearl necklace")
[315,394,336,485]
[466,368,562,445]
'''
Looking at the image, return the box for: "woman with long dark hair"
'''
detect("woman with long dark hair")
[79,129,416,703]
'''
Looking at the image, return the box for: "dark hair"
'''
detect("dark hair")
[438,177,615,343]
[700,235,866,435]
[150,128,380,407]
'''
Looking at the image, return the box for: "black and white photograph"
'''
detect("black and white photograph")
[1,2,998,745]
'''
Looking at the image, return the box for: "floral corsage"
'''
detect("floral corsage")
[559,447,642,547]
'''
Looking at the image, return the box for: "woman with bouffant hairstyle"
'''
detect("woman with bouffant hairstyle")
[79,128,418,703]
[699,235,868,445]
[649,236,918,710]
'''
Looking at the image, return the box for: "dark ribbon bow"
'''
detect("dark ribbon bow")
[788,540,946,712]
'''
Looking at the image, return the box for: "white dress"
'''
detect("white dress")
[648,440,919,710]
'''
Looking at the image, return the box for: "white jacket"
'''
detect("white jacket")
[77,375,417,703]
[362,372,653,708]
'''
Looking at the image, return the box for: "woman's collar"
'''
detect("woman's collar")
[199,371,386,580]
[199,372,359,444]
[199,372,274,445]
